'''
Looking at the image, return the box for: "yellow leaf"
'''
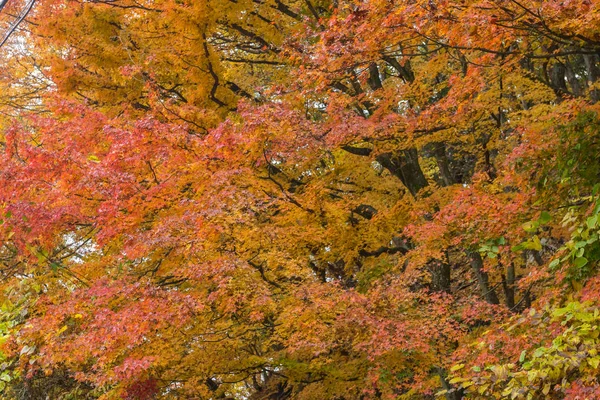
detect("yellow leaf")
[478,384,489,394]
[450,364,465,372]
[542,383,551,395]
[461,381,474,389]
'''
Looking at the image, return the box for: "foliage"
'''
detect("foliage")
[445,301,600,399]
[0,0,597,399]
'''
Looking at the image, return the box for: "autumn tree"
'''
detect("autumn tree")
[0,0,599,399]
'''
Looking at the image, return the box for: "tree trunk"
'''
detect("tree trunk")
[433,142,455,187]
[584,54,600,103]
[501,263,515,310]
[468,252,499,305]
[549,62,568,94]
[430,260,452,293]
[565,59,583,97]
[376,149,428,197]
[367,62,383,90]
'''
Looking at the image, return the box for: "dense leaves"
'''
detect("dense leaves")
[0,0,599,399]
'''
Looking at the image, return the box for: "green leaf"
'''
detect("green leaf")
[520,236,542,251]
[539,211,552,224]
[522,221,540,233]
[519,350,526,363]
[573,257,589,269]
[511,244,525,252]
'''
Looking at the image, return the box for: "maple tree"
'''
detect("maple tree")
[0,0,599,399]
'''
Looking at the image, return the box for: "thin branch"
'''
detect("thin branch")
[0,0,36,49]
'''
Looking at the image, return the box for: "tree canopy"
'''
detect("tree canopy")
[0,0,599,399]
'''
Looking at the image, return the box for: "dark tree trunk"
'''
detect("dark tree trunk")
[433,142,455,187]
[430,259,452,293]
[367,62,383,90]
[550,62,568,94]
[501,263,515,310]
[468,252,499,305]
[565,59,583,97]
[584,54,600,102]
[382,56,415,83]
[376,149,428,197]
